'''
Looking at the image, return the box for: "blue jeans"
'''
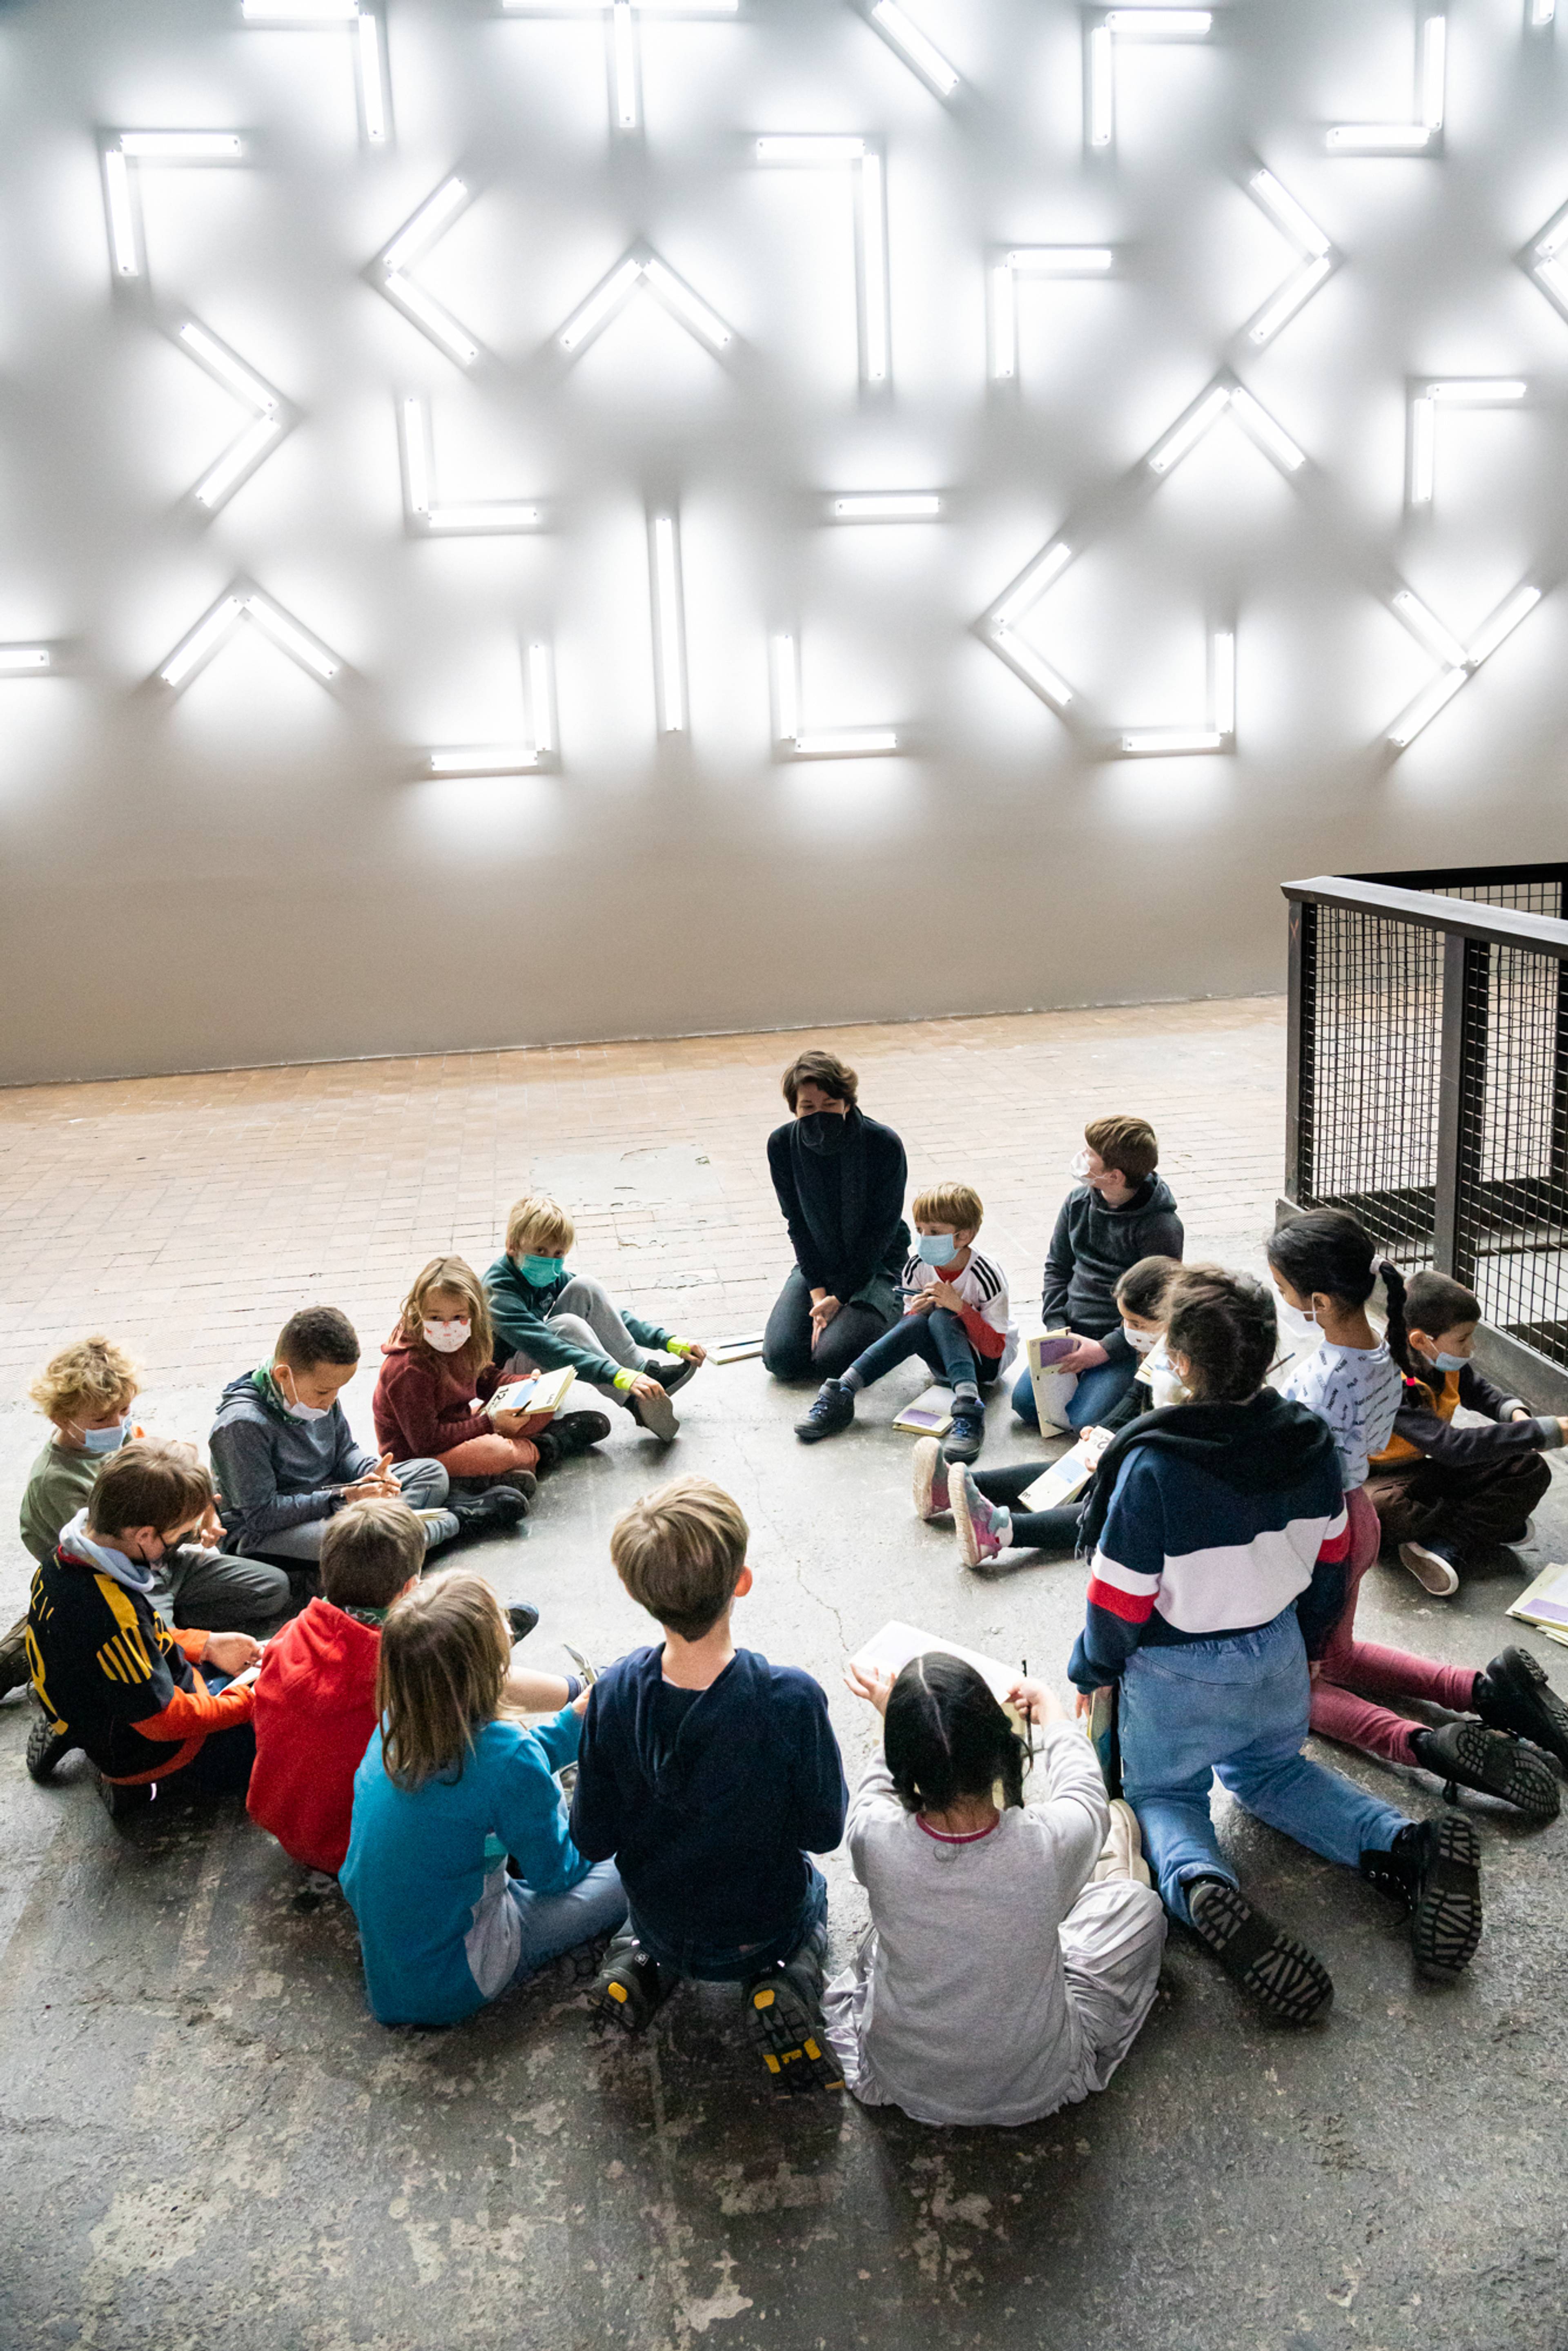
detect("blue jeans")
[632,1864,828,1984]
[1118,1609,1409,1924]
[1011,1350,1138,1432]
[848,1306,988,1393]
[504,1861,626,1987]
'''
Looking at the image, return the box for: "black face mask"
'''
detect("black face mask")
[799,1109,852,1155]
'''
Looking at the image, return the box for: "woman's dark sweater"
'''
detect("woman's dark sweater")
[766,1110,909,1303]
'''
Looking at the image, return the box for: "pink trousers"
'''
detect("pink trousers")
[435,1431,540,1478]
[1310,1486,1477,1767]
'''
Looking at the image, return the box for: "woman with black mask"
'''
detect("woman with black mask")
[762,1051,910,1382]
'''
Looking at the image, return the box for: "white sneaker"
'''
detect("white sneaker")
[1399,1540,1460,1596]
[1093,1798,1152,1887]
[912,1437,950,1521]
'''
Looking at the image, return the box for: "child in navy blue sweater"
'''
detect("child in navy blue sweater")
[1069,1266,1483,2027]
[572,1475,848,2092]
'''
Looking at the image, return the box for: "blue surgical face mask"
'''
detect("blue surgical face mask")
[520,1253,565,1283]
[79,1417,132,1455]
[1431,1349,1470,1373]
[915,1232,958,1266]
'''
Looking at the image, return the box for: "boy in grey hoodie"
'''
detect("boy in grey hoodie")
[1012,1114,1184,1433]
[209,1307,522,1563]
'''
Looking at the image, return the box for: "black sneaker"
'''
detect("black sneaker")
[1474,1645,1568,1771]
[25,1712,76,1785]
[643,1354,699,1398]
[95,1772,155,1823]
[533,1411,613,1471]
[795,1381,855,1444]
[743,1960,843,2093]
[496,1471,537,1503]
[1410,1719,1560,1821]
[451,1488,529,1541]
[1186,1876,1334,2025]
[506,1604,540,1645]
[592,1938,669,2033]
[943,1402,985,1466]
[1361,1815,1482,1980]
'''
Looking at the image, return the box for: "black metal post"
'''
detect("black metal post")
[1284,896,1314,1206]
[1433,931,1487,1285]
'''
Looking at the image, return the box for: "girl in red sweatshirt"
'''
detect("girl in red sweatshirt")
[374,1256,549,1493]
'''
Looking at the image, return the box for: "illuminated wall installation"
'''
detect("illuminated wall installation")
[3,0,1568,1082]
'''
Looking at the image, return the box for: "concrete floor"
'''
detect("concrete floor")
[2,1006,1567,2348]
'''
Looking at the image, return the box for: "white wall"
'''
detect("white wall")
[3,0,1568,1083]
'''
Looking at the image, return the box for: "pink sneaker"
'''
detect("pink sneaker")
[951,1465,1010,1571]
[912,1437,950,1521]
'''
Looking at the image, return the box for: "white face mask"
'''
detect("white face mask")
[1276,1298,1320,1340]
[1145,1347,1190,1409]
[278,1368,331,1423]
[422,1316,471,1354]
[1123,1324,1160,1356]
[1069,1149,1093,1181]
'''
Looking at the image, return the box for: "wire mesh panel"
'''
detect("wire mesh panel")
[1302,905,1441,1258]
[1453,943,1568,1368]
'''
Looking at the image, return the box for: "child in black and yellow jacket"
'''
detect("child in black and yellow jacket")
[26,1441,263,1814]
[1368,1268,1567,1595]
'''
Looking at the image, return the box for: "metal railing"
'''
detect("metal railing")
[1281,862,1568,1409]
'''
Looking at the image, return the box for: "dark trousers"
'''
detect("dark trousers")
[622,1865,829,1986]
[1365,1447,1550,1558]
[763,1268,897,1381]
[971,1460,1083,1552]
[848,1306,990,1393]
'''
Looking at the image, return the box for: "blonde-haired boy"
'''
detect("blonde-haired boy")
[796,1180,1013,1464]
[570,1475,847,2090]
[2,1337,286,1705]
[484,1192,708,1444]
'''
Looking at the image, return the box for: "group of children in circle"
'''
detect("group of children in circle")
[11,1081,1568,2124]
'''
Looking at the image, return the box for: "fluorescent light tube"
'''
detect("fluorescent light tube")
[1228,384,1305,472]
[869,1,960,98]
[1248,253,1333,344]
[246,595,340,680]
[1148,384,1229,473]
[641,257,733,348]
[831,493,940,519]
[428,746,539,774]
[1121,729,1223,754]
[558,256,644,349]
[612,1,638,129]
[755,135,865,163]
[794,729,899,757]
[1392,590,1467,669]
[859,150,889,383]
[1105,9,1210,33]
[990,630,1074,707]
[160,597,244,687]
[1327,123,1432,150]
[118,131,243,159]
[194,415,283,506]
[0,647,50,672]
[1088,23,1114,147]
[384,272,479,365]
[427,504,543,531]
[771,635,800,741]
[652,514,685,732]
[1421,14,1446,129]
[992,542,1072,630]
[244,0,359,17]
[383,179,468,273]
[403,399,431,513]
[1212,631,1235,736]
[1388,666,1466,747]
[1248,169,1332,258]
[178,322,278,412]
[528,643,555,755]
[103,149,138,276]
[359,12,388,145]
[1532,0,1556,26]
[1466,584,1541,666]
[1408,397,1436,506]
[1429,378,1526,403]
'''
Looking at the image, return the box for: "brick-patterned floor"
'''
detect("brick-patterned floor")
[0,997,1285,1408]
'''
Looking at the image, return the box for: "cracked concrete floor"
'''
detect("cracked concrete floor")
[3,1348,1568,2351]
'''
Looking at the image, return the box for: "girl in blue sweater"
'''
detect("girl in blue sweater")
[342,1571,625,2027]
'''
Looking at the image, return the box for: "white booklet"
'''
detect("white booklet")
[1015,1428,1111,1515]
[850,1618,1019,1709]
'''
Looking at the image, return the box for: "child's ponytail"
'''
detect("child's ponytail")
[1379,1259,1415,1379]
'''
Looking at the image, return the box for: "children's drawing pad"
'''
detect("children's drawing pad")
[1507,1562,1568,1630]
[892,1384,955,1434]
[851,1620,1016,1706]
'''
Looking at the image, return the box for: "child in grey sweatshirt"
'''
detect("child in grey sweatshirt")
[824,1653,1165,2128]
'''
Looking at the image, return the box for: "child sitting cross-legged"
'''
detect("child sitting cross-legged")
[1368,1268,1565,1598]
[924,1255,1184,1573]
[210,1306,524,1569]
[341,1569,624,2026]
[795,1181,1013,1464]
[1267,1212,1565,1822]
[1071,1265,1486,2026]
[572,1477,849,2092]
[824,1655,1166,2128]
[485,1194,706,1445]
[25,1441,263,1814]
[373,1255,610,1504]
